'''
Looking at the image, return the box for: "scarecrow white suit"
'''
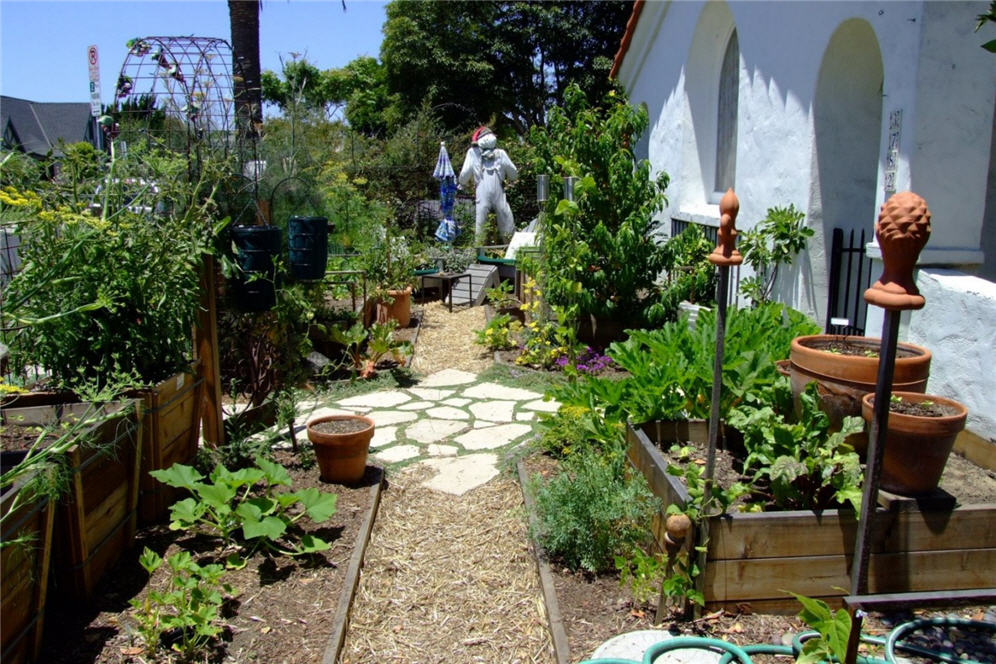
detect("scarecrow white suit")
[458,128,518,240]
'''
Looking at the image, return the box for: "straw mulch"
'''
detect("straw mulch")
[340,464,555,663]
[410,301,493,375]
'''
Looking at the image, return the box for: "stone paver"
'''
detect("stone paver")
[441,397,471,407]
[455,423,533,451]
[522,398,560,412]
[516,411,536,422]
[366,410,419,426]
[469,400,517,423]
[420,454,499,495]
[407,387,455,401]
[373,444,422,464]
[424,406,471,420]
[405,419,467,444]
[370,425,398,449]
[338,390,412,408]
[398,400,434,411]
[461,382,543,401]
[417,369,478,387]
[300,406,357,423]
[591,630,721,664]
[426,444,459,457]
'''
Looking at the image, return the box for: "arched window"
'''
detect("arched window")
[715,30,739,193]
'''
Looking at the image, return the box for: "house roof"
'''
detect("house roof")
[610,0,646,79]
[1,95,94,157]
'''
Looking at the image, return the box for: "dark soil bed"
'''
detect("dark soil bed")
[38,450,378,663]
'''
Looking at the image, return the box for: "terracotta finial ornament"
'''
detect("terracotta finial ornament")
[709,188,743,266]
[864,191,931,310]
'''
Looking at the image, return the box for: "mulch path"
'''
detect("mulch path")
[38,450,375,664]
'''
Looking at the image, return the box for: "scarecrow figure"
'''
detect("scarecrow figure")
[459,126,518,242]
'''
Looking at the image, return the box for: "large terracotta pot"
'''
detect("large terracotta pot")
[306,415,375,484]
[367,287,412,328]
[861,391,967,496]
[789,335,931,441]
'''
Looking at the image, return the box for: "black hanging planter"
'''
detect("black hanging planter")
[232,225,282,312]
[287,215,329,282]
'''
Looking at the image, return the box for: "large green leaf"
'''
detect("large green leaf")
[169,497,205,528]
[150,463,203,490]
[294,487,338,523]
[198,482,236,509]
[256,456,292,486]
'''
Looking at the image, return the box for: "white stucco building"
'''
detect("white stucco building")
[612,1,995,438]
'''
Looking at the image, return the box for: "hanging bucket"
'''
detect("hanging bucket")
[232,225,282,311]
[287,216,329,282]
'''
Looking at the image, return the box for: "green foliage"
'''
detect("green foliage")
[150,459,337,558]
[665,446,752,521]
[616,543,704,610]
[475,313,522,351]
[650,224,717,324]
[129,547,233,660]
[0,150,44,191]
[529,444,659,574]
[550,303,819,425]
[381,0,630,134]
[738,204,813,306]
[535,403,624,459]
[529,84,670,325]
[729,382,865,514]
[3,144,226,391]
[787,592,854,664]
[976,1,996,53]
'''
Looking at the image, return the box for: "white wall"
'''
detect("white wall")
[866,269,996,439]
[616,1,995,322]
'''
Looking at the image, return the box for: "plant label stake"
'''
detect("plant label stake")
[845,191,931,664]
[695,188,742,612]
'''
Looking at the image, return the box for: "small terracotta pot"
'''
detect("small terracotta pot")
[789,335,931,446]
[861,392,967,496]
[306,415,375,484]
[374,287,413,328]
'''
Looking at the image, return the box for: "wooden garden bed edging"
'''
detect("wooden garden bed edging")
[130,363,204,524]
[1,475,55,664]
[626,420,996,614]
[3,401,143,600]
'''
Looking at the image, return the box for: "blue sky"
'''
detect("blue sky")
[0,0,388,107]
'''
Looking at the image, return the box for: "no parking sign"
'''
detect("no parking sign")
[87,45,101,116]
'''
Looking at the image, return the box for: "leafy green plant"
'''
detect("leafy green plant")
[529,84,670,326]
[475,313,522,351]
[150,458,338,559]
[529,444,659,574]
[328,320,411,378]
[129,547,233,660]
[650,224,717,324]
[616,542,704,610]
[786,591,853,664]
[738,204,814,306]
[729,382,864,514]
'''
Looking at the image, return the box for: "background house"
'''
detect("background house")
[2,95,97,161]
[613,1,995,439]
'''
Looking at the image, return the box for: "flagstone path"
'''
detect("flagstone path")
[293,368,560,495]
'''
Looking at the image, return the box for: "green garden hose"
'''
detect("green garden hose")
[579,617,995,664]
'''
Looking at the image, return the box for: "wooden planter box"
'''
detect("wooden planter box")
[2,401,142,600]
[626,420,996,613]
[132,364,204,524]
[1,477,55,664]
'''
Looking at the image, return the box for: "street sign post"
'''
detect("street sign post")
[87,45,101,117]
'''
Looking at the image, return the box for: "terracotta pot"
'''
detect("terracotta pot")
[306,415,375,484]
[861,392,967,495]
[370,287,412,328]
[789,335,931,444]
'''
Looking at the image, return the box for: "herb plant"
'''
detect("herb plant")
[475,313,522,351]
[738,203,814,306]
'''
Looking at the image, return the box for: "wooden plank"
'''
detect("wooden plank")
[708,504,996,560]
[627,423,688,509]
[953,429,996,471]
[706,595,844,615]
[704,548,996,603]
[196,254,224,447]
[843,588,996,612]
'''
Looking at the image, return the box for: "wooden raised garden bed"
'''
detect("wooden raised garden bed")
[626,420,996,613]
[132,363,204,524]
[2,401,142,600]
[1,475,55,664]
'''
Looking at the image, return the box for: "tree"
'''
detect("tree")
[229,0,263,138]
[380,0,633,135]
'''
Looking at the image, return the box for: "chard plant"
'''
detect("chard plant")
[150,457,338,562]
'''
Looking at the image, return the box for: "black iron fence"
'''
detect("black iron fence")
[826,227,872,336]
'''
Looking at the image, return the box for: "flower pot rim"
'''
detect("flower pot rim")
[306,413,375,433]
[862,391,968,423]
[792,334,931,362]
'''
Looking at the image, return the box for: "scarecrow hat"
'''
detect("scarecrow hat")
[472,126,493,144]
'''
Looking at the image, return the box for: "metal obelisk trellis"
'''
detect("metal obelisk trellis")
[694,188,743,609]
